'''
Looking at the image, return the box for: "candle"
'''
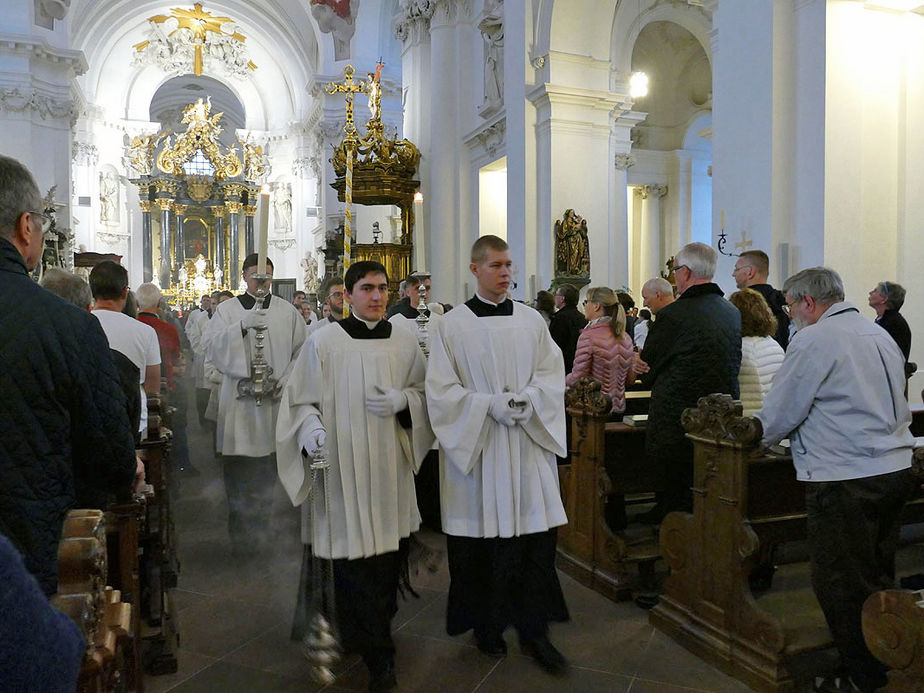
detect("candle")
[258,184,270,275]
[413,191,424,271]
[720,209,725,230]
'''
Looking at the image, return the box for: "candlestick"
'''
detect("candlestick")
[258,184,270,275]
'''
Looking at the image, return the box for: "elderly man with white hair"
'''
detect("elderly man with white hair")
[636,242,741,523]
[755,267,915,693]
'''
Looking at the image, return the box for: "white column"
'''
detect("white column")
[609,108,644,289]
[427,0,461,298]
[395,2,433,273]
[0,16,84,251]
[636,184,667,285]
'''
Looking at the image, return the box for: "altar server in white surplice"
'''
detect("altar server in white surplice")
[276,260,433,692]
[388,272,444,531]
[206,254,305,554]
[425,235,570,675]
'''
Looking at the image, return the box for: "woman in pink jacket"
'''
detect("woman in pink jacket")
[565,286,637,415]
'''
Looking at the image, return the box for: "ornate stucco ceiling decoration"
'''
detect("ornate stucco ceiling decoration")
[132,2,258,79]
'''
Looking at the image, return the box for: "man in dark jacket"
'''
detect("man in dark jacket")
[639,242,742,521]
[0,155,137,595]
[733,249,789,349]
[549,283,587,373]
[869,281,912,364]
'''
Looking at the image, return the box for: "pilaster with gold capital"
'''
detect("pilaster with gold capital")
[243,205,256,255]
[174,205,188,268]
[173,203,188,217]
[140,200,153,282]
[225,201,242,215]
[214,205,228,219]
[154,180,177,197]
[156,198,174,212]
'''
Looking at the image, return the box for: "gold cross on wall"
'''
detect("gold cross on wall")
[326,65,368,139]
[734,232,753,254]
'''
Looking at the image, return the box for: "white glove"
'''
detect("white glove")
[427,302,444,316]
[366,387,408,418]
[241,311,264,331]
[488,393,528,427]
[299,425,326,457]
[510,398,533,423]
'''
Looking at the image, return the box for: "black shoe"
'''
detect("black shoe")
[368,661,397,691]
[522,636,567,674]
[475,633,507,657]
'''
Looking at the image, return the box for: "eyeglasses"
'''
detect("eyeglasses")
[672,264,689,274]
[732,265,750,274]
[26,210,52,233]
[328,291,343,299]
[782,298,800,316]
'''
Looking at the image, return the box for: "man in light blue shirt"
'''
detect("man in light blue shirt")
[755,267,915,693]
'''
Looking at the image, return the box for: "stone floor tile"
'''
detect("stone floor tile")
[223,622,361,683]
[632,631,755,693]
[143,648,217,693]
[330,632,501,693]
[178,595,284,659]
[474,654,632,692]
[166,660,317,693]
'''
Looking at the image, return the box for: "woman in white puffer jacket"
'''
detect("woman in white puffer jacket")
[728,288,785,416]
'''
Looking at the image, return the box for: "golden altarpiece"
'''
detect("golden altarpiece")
[128,97,268,302]
[325,65,421,301]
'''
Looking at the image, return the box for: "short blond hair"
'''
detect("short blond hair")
[471,234,509,264]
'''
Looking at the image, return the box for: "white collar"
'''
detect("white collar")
[354,315,381,329]
[475,291,503,307]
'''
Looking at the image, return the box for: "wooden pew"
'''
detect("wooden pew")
[649,394,924,693]
[53,509,134,693]
[860,447,924,693]
[862,589,924,693]
[557,378,659,600]
[136,392,180,676]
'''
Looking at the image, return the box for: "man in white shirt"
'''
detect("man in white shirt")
[426,235,570,674]
[755,267,916,693]
[89,261,161,436]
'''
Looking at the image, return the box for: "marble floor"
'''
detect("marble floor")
[143,409,888,693]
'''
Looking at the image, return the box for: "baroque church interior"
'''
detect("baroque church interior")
[4,1,924,692]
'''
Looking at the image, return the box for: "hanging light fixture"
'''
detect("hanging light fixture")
[630,71,649,99]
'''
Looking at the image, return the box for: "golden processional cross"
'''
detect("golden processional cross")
[134,3,256,76]
[326,65,372,315]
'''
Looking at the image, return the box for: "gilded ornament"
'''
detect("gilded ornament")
[133,3,257,77]
[225,201,242,214]
[138,200,153,213]
[156,98,242,181]
[243,205,257,217]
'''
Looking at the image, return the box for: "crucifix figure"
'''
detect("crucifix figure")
[326,64,368,140]
[734,232,753,254]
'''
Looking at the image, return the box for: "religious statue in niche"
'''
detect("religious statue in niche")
[300,253,320,295]
[273,182,292,232]
[555,209,590,279]
[478,0,504,116]
[99,171,118,224]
